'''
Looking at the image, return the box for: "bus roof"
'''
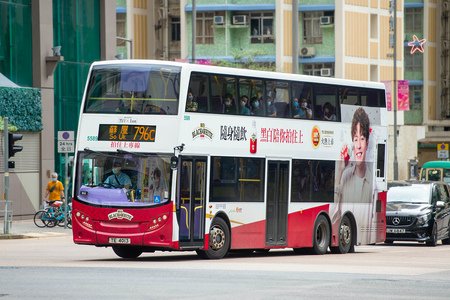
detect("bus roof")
[91,59,386,90]
[422,161,450,168]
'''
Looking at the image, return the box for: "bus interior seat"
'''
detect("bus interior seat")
[211,96,223,113]
[274,102,288,118]
[101,98,122,112]
[196,96,208,112]
[315,105,324,120]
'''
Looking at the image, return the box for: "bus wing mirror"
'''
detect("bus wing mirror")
[171,156,178,170]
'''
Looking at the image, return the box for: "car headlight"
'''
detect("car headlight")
[417,214,431,225]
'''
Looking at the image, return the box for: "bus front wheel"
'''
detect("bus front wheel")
[199,217,230,259]
[112,245,143,259]
[330,215,353,254]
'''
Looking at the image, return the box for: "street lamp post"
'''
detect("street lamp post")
[116,37,133,59]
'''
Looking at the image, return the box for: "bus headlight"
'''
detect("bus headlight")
[148,214,169,231]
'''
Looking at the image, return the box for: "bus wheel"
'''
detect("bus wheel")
[312,215,330,255]
[202,217,230,259]
[112,246,143,259]
[330,215,352,254]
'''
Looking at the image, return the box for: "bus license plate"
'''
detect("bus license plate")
[386,228,405,234]
[109,237,131,244]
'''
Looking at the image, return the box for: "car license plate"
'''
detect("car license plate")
[386,228,406,234]
[109,237,131,244]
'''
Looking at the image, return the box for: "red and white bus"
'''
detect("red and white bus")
[73,60,388,259]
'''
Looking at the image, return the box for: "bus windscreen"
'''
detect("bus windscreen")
[84,64,181,115]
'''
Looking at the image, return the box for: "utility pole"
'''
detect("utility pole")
[192,0,196,64]
[292,0,299,74]
[3,117,10,234]
[393,0,398,180]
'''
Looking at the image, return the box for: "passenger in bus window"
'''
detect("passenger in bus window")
[324,102,336,121]
[292,98,302,118]
[185,91,198,112]
[299,97,312,119]
[104,162,131,189]
[223,93,236,114]
[250,97,263,116]
[239,95,250,115]
[266,97,277,117]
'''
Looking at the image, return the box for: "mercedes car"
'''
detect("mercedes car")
[386,181,450,246]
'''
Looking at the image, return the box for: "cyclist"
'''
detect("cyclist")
[42,172,65,207]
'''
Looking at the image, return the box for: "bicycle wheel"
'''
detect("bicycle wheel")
[33,210,48,228]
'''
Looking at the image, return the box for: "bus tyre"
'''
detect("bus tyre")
[312,215,330,255]
[202,217,230,259]
[112,246,143,259]
[330,215,353,254]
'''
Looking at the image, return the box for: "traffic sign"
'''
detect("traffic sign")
[58,131,74,141]
[437,143,449,159]
[58,140,75,153]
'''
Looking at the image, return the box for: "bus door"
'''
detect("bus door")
[265,160,289,246]
[178,157,207,248]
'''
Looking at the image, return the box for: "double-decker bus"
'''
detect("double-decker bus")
[73,60,388,259]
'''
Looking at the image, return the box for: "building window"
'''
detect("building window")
[303,63,334,76]
[171,17,180,41]
[405,8,422,33]
[410,85,422,111]
[116,13,126,46]
[303,12,322,44]
[404,47,423,72]
[196,12,214,44]
[250,12,274,44]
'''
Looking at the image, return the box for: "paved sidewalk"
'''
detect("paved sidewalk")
[0,219,72,240]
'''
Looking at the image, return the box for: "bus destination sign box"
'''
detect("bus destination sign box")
[98,124,156,142]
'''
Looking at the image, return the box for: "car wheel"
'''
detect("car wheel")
[442,222,450,245]
[384,240,394,244]
[426,224,438,247]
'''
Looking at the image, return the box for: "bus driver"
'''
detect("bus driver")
[104,162,131,189]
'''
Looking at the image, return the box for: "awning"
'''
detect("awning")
[0,73,19,87]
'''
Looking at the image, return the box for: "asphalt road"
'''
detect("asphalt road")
[1,234,450,299]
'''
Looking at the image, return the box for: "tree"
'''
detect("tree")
[211,49,275,72]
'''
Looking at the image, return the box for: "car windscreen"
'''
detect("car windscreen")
[387,185,431,204]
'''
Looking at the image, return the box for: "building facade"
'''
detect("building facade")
[0,0,116,219]
[175,0,445,180]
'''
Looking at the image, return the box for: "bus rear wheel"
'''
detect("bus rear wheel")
[112,246,143,259]
[198,217,230,259]
[330,215,353,254]
[312,215,330,255]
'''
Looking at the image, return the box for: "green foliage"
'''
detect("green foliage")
[212,48,276,72]
[0,87,43,131]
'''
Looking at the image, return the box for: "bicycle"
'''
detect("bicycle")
[33,201,72,229]
[56,201,72,228]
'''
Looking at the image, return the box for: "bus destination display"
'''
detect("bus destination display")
[98,124,156,142]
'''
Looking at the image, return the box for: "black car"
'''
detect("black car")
[385,181,450,246]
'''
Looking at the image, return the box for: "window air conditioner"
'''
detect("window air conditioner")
[320,68,333,77]
[214,16,224,25]
[299,47,315,58]
[320,16,334,25]
[233,15,247,25]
